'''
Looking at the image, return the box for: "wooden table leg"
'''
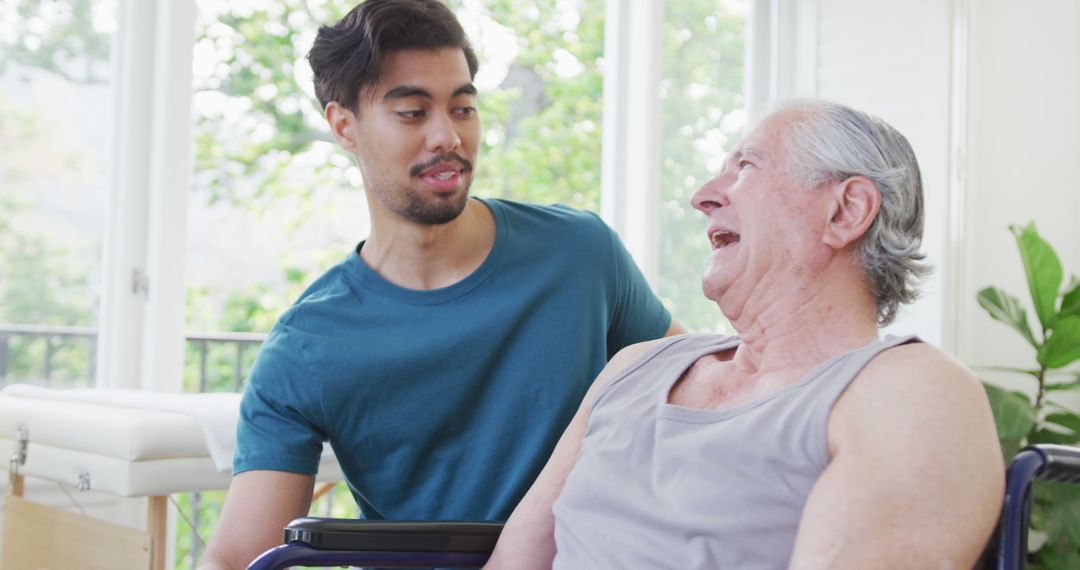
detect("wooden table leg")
[148,495,168,570]
[10,472,23,497]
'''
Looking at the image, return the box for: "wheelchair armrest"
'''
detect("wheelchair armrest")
[1031,444,1080,484]
[246,518,503,570]
[993,444,1080,570]
[284,517,503,552]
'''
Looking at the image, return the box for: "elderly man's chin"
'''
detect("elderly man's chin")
[700,271,731,304]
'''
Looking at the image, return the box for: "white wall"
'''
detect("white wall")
[957,0,1080,394]
[789,0,1080,393]
[785,0,955,348]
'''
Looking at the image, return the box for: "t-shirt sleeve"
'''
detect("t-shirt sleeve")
[600,222,672,357]
[233,323,325,476]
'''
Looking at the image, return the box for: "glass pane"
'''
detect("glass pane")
[0,0,115,387]
[462,0,605,212]
[659,0,748,332]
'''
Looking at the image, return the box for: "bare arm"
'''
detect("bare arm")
[197,470,316,570]
[484,340,662,569]
[789,344,1004,569]
[665,320,688,336]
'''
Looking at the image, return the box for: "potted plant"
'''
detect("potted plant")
[977,222,1080,568]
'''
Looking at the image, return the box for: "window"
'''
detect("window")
[1,2,754,567]
[659,0,747,332]
[0,0,116,387]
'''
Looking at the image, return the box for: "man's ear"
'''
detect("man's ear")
[822,176,881,250]
[326,101,360,154]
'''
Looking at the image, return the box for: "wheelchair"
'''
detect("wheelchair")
[246,444,1080,570]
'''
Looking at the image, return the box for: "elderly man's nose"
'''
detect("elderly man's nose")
[691,176,728,212]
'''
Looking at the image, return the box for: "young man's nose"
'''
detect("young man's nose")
[426,112,462,152]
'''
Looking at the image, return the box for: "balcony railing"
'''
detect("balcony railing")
[0,323,97,387]
[0,323,354,569]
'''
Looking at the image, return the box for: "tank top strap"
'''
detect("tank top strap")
[592,334,740,412]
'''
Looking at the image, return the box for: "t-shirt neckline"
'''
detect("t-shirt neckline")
[343,197,507,306]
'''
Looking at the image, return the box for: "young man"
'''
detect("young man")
[198,1,681,568]
[485,100,1003,568]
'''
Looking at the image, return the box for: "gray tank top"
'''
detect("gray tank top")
[551,333,918,569]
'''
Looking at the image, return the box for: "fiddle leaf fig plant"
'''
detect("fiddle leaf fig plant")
[978,222,1080,568]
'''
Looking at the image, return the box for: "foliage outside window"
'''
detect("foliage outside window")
[0,0,113,384]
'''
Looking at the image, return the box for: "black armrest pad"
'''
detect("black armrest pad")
[284,518,503,553]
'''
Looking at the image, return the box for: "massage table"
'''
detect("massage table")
[0,384,344,570]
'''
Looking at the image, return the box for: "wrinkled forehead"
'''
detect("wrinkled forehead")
[746,108,806,146]
[729,110,801,165]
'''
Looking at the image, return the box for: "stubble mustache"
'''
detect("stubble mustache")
[409,152,474,178]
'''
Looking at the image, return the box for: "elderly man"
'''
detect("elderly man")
[484,100,1004,568]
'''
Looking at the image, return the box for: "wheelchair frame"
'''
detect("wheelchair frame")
[247,444,1080,570]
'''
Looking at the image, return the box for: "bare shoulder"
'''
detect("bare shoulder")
[584,337,675,407]
[795,341,1004,567]
[830,340,999,461]
[839,341,984,416]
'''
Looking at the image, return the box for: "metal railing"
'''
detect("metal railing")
[0,323,353,569]
[0,323,98,386]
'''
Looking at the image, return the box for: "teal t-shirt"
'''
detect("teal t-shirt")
[234,198,671,522]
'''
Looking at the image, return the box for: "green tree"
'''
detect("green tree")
[0,93,99,384]
[660,2,744,332]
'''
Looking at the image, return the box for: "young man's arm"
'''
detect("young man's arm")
[789,343,1004,569]
[665,320,687,336]
[483,340,662,569]
[197,470,316,570]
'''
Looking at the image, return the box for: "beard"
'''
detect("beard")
[400,184,470,225]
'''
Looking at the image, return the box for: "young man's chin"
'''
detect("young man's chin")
[404,191,470,226]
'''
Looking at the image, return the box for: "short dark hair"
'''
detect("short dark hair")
[308,0,480,111]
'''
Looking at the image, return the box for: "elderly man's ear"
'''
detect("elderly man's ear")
[822,176,882,250]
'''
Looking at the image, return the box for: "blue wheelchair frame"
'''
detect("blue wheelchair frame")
[247,444,1080,570]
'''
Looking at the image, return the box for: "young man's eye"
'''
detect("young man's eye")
[397,110,425,119]
[454,106,477,117]
[738,160,752,170]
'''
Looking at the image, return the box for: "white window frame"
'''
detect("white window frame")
[96,0,196,393]
[600,0,777,286]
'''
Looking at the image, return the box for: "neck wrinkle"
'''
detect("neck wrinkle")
[726,270,878,379]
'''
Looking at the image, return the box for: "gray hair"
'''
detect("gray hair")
[773,99,931,326]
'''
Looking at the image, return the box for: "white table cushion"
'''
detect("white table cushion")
[0,386,343,496]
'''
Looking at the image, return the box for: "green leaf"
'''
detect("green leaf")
[1060,277,1080,319]
[984,382,1037,441]
[976,286,1039,347]
[976,365,1042,377]
[1046,371,1080,392]
[1038,316,1080,369]
[1029,428,1078,446]
[1033,545,1080,570]
[1034,482,1080,551]
[1044,412,1080,439]
[1011,223,1064,332]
